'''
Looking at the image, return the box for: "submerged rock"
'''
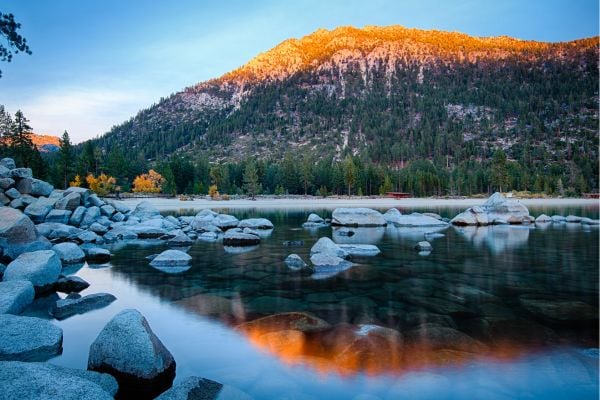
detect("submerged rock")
[310,253,352,278]
[0,361,118,400]
[535,214,553,223]
[54,276,90,293]
[52,293,116,320]
[167,234,193,247]
[392,213,448,227]
[0,280,35,314]
[331,207,386,227]
[156,376,252,400]
[338,244,381,256]
[284,254,309,270]
[87,309,176,399]
[415,241,433,252]
[0,314,63,361]
[519,297,598,324]
[149,250,192,271]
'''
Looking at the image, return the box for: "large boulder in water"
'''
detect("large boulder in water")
[87,309,176,399]
[222,230,260,246]
[331,208,386,227]
[0,280,34,314]
[310,237,349,258]
[212,214,239,230]
[383,208,402,224]
[451,193,531,226]
[238,218,274,230]
[156,376,252,400]
[0,361,118,400]
[0,207,37,246]
[0,314,63,361]
[3,250,62,291]
[392,213,448,227]
[150,249,192,268]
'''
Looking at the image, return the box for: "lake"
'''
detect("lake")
[27,205,599,400]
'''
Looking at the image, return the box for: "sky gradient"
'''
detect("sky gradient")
[1,0,598,143]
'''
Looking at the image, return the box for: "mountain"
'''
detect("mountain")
[28,133,60,153]
[93,25,599,191]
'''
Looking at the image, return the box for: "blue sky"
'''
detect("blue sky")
[1,0,597,143]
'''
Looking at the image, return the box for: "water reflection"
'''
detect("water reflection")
[385,225,448,241]
[453,225,530,254]
[98,208,598,384]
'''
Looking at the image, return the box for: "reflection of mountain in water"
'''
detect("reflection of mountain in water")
[453,225,531,254]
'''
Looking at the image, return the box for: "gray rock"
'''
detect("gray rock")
[338,244,381,256]
[167,234,193,247]
[55,192,81,211]
[0,361,117,400]
[87,309,176,398]
[87,194,105,207]
[310,237,349,258]
[30,179,54,197]
[54,276,90,293]
[3,236,53,261]
[10,168,32,179]
[519,297,597,323]
[581,217,600,225]
[111,211,125,222]
[331,207,386,227]
[0,280,34,314]
[284,254,309,270]
[383,208,402,224]
[80,206,101,228]
[392,212,449,227]
[415,241,433,251]
[0,207,37,245]
[19,193,35,205]
[535,214,553,223]
[238,218,274,230]
[24,197,58,223]
[451,192,531,226]
[89,222,108,235]
[5,187,21,199]
[69,206,86,226]
[198,231,218,241]
[15,178,33,195]
[222,230,260,246]
[36,222,81,239]
[76,230,100,243]
[213,214,240,229]
[3,250,62,290]
[156,376,252,400]
[131,200,160,219]
[85,247,111,263]
[64,186,92,205]
[0,165,9,179]
[565,215,583,223]
[551,215,566,223]
[0,192,9,205]
[307,213,325,223]
[9,198,23,209]
[0,314,63,361]
[49,189,64,199]
[0,177,14,190]
[45,209,72,224]
[100,204,115,217]
[52,293,116,320]
[52,242,85,264]
[0,158,16,169]
[150,249,192,267]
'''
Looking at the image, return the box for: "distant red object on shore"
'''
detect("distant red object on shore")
[386,192,410,199]
[583,193,600,199]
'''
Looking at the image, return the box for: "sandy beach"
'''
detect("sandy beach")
[116,196,600,211]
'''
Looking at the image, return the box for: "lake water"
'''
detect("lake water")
[28,205,599,399]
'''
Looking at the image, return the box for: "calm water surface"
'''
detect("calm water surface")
[30,205,599,400]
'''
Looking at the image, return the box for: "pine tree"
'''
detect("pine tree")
[491,149,509,193]
[343,155,356,196]
[58,130,74,189]
[243,160,260,197]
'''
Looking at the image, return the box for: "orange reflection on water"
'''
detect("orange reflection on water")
[236,313,541,377]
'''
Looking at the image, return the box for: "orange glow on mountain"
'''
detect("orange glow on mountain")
[219,25,597,83]
[27,132,60,150]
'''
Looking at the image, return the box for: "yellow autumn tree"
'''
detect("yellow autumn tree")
[69,175,82,187]
[86,173,116,196]
[208,184,219,199]
[132,169,164,193]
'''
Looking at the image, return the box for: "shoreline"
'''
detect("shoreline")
[115,196,600,211]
